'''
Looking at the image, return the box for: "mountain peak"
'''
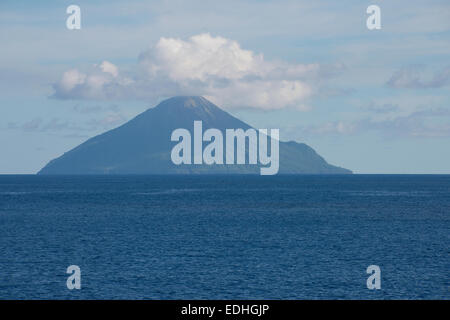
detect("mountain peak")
[156,96,213,110]
[150,96,226,124]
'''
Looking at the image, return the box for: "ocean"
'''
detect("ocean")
[0,175,448,299]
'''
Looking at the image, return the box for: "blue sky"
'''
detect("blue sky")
[0,0,449,173]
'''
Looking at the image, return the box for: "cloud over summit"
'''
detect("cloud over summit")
[52,33,342,110]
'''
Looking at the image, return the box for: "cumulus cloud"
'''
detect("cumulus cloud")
[141,34,262,81]
[387,65,450,89]
[52,61,133,100]
[52,33,344,110]
[99,61,119,77]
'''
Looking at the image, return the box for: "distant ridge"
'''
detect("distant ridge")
[38,96,352,174]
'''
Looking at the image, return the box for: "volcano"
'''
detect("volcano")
[38,96,351,174]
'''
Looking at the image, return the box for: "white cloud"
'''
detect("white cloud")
[52,33,344,110]
[204,79,312,111]
[99,61,119,77]
[142,34,262,81]
[59,69,86,92]
[52,60,134,100]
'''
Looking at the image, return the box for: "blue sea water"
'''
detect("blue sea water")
[0,174,448,300]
